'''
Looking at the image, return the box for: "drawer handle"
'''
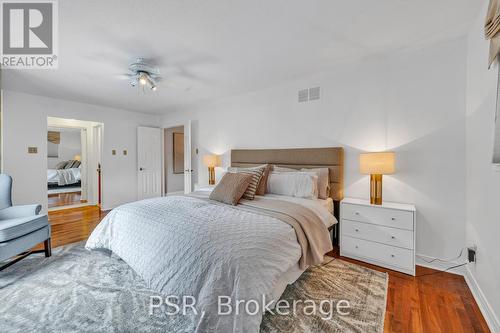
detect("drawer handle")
[355,245,359,249]
[391,254,395,258]
[391,217,396,221]
[391,236,396,239]
[355,212,360,215]
[355,229,359,232]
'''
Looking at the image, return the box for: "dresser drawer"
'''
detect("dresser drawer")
[342,220,414,250]
[342,236,414,271]
[342,203,414,230]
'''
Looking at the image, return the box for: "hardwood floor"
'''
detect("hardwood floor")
[48,191,87,208]
[46,205,108,248]
[43,206,490,333]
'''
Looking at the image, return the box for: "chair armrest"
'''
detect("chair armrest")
[0,205,42,219]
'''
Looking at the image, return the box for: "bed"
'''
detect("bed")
[86,147,344,333]
[47,167,81,187]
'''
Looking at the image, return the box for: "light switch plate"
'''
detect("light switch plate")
[28,147,38,154]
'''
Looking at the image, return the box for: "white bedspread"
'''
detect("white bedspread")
[86,195,307,333]
[47,168,81,186]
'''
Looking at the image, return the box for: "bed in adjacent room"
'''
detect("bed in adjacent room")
[85,147,344,333]
[47,167,82,187]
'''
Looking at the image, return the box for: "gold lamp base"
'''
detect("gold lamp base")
[208,166,215,185]
[370,174,383,205]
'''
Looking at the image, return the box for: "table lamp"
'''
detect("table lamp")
[203,154,221,185]
[359,152,395,205]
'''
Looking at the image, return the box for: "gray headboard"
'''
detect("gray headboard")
[230,147,344,218]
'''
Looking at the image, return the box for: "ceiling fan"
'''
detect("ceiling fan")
[120,58,161,91]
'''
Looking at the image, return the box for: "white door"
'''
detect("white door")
[138,127,162,199]
[184,121,192,194]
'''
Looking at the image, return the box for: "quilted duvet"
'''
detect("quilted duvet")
[86,195,309,332]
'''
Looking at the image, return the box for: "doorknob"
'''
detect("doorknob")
[139,167,144,171]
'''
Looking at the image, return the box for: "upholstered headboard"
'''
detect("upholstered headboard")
[230,147,344,217]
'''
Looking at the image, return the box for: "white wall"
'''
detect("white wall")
[465,1,500,330]
[164,126,184,193]
[47,129,82,169]
[162,38,468,261]
[1,91,160,212]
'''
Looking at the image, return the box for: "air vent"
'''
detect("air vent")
[309,87,320,100]
[298,89,309,103]
[298,87,320,102]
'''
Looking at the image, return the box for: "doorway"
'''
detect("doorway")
[162,121,193,196]
[47,117,103,210]
[164,125,185,195]
[47,126,86,208]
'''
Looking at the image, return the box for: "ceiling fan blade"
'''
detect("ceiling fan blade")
[116,73,136,80]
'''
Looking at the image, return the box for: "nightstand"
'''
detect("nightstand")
[340,198,416,275]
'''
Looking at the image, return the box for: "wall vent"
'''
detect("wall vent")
[298,89,309,103]
[298,87,320,102]
[309,87,320,100]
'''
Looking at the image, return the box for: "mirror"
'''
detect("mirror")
[173,132,184,174]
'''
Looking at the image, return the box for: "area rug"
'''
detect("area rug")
[0,242,387,333]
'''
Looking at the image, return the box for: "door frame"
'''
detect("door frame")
[47,117,103,210]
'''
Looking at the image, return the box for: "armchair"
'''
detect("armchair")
[0,174,51,271]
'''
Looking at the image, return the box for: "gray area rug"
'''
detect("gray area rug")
[0,242,387,333]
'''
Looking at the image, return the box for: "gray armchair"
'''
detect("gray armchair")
[0,174,51,271]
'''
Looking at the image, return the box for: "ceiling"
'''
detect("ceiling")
[2,0,483,114]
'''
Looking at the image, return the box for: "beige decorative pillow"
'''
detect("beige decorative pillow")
[256,164,271,196]
[209,173,252,205]
[227,165,266,200]
[301,167,330,199]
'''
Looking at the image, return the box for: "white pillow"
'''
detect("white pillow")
[266,171,318,199]
[273,165,297,172]
[301,168,330,199]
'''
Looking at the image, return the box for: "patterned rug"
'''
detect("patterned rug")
[0,242,387,333]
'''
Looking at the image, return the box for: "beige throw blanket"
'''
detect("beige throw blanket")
[237,197,333,269]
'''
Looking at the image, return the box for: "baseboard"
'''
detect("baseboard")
[416,253,465,276]
[464,266,500,333]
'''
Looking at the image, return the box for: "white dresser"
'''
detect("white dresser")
[340,198,416,275]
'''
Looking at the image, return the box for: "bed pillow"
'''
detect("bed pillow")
[266,171,319,199]
[272,165,297,172]
[64,160,77,169]
[55,161,69,170]
[301,167,330,199]
[255,164,272,196]
[209,173,253,205]
[227,165,266,200]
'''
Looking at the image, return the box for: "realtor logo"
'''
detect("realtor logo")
[1,0,58,68]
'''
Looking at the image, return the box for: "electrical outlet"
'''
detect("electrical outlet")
[27,147,38,154]
[112,149,116,155]
[468,246,477,263]
[123,150,127,156]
